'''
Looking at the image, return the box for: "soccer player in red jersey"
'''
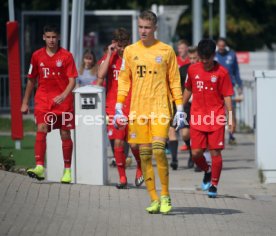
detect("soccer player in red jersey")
[176,39,190,68]
[183,39,235,197]
[97,28,143,189]
[170,39,191,158]
[21,25,78,183]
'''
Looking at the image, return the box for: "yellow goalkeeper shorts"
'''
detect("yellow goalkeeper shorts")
[127,117,170,144]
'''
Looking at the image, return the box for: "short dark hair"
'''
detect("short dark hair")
[112,28,130,44]
[217,37,227,44]
[197,39,216,58]
[139,10,157,25]
[188,46,198,54]
[43,24,60,34]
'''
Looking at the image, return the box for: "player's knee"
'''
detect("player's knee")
[152,148,164,158]
[60,130,71,140]
[192,149,203,159]
[114,139,124,147]
[140,153,151,162]
[139,147,152,162]
[182,133,189,141]
[37,124,48,133]
[182,128,190,141]
[152,141,166,159]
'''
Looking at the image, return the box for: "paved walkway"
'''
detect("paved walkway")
[0,133,276,236]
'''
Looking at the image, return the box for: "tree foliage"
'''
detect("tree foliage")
[1,0,276,51]
[177,0,276,51]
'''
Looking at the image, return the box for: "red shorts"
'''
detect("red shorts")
[107,123,127,140]
[190,126,225,150]
[106,111,128,141]
[34,111,75,132]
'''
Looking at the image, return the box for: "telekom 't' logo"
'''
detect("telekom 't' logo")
[197,81,204,91]
[42,68,50,78]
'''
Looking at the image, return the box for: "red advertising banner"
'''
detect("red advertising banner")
[236,52,250,64]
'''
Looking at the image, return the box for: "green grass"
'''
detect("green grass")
[0,117,36,132]
[0,135,35,168]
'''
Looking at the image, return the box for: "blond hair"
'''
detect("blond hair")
[79,49,97,76]
[139,10,157,25]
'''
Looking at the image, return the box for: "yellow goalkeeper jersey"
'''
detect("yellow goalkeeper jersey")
[117,40,182,120]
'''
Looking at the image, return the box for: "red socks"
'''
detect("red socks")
[211,155,222,186]
[192,155,209,172]
[114,146,127,183]
[130,147,142,178]
[35,132,47,166]
[62,139,73,168]
[35,132,73,168]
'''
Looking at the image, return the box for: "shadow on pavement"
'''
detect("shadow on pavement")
[223,158,254,163]
[223,166,253,171]
[170,206,242,216]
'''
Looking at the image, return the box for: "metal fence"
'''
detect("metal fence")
[236,80,256,131]
[0,75,34,113]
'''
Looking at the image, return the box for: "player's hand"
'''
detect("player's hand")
[21,103,29,114]
[228,112,236,134]
[172,105,186,131]
[53,94,65,105]
[107,43,117,55]
[113,103,128,130]
[237,87,243,95]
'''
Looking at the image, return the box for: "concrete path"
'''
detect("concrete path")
[0,133,276,236]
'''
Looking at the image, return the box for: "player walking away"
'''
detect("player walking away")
[183,39,235,198]
[115,10,185,214]
[21,25,78,183]
[215,37,242,145]
[97,28,144,189]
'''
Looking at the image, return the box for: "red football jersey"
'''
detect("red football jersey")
[102,52,131,116]
[177,56,190,67]
[185,62,234,132]
[28,47,78,114]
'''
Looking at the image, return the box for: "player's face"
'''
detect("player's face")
[138,18,156,43]
[200,54,215,71]
[178,44,188,57]
[217,40,226,53]
[43,32,59,49]
[188,52,199,64]
[116,41,129,57]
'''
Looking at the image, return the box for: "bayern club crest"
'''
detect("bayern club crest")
[155,56,162,63]
[211,75,217,83]
[56,59,63,67]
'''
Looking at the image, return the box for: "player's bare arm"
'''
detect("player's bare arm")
[21,78,36,113]
[224,96,235,134]
[53,77,75,104]
[97,43,117,85]
[183,88,192,106]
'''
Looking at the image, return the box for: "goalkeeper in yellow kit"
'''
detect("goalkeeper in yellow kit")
[114,10,185,214]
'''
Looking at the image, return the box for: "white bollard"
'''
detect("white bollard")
[73,85,108,185]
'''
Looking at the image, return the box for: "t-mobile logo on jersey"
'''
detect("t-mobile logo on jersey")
[137,65,146,78]
[197,81,204,91]
[113,69,120,80]
[42,68,50,78]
